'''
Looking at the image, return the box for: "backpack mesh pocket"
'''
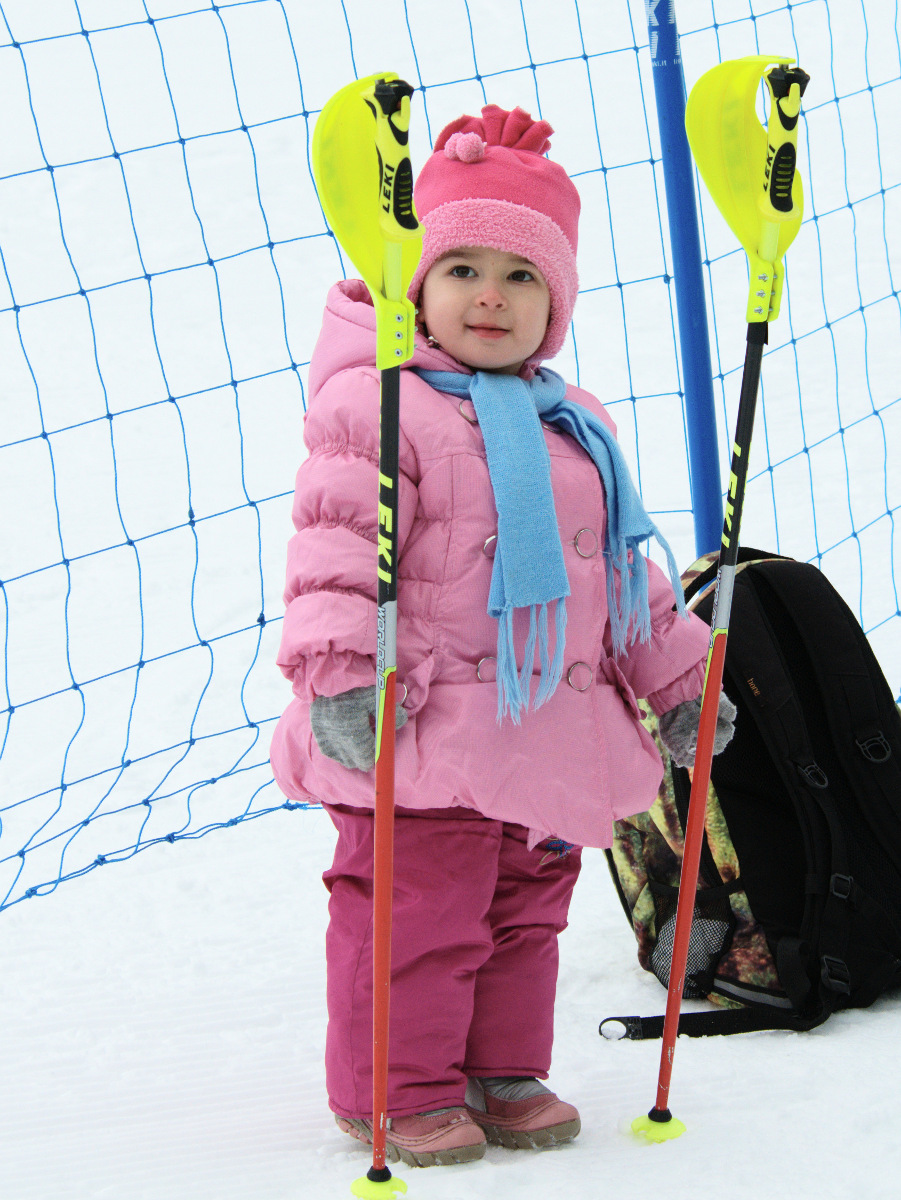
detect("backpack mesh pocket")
[649,881,736,998]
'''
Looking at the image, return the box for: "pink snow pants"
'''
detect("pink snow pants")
[322,803,582,1120]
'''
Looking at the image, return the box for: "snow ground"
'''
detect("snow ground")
[2,808,899,1199]
[2,0,901,1196]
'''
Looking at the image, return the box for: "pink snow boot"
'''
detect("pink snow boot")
[335,1107,487,1168]
[464,1077,581,1149]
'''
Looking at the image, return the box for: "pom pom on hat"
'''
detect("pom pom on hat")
[437,105,553,156]
[410,104,580,364]
[444,132,487,162]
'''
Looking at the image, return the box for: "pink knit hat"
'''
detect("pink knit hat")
[409,105,580,363]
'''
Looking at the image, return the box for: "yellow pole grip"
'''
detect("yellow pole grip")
[747,63,810,323]
[360,78,422,367]
[761,66,808,221]
[363,79,421,257]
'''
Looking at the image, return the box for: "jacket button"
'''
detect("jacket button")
[458,399,478,424]
[477,656,497,682]
[482,535,497,558]
[567,662,593,691]
[574,528,599,558]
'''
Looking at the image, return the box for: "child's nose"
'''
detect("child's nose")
[476,282,506,307]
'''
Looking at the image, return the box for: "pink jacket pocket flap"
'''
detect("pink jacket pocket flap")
[601,657,642,722]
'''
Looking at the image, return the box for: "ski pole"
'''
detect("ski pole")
[312,74,422,1198]
[632,56,809,1144]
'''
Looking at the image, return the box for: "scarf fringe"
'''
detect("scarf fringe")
[607,532,687,658]
[534,597,567,707]
[496,598,567,724]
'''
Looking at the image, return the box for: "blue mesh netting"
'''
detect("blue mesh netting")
[1,0,899,910]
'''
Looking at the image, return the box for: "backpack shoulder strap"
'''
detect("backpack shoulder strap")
[711,567,858,1015]
[753,560,901,765]
[694,567,824,788]
[599,1003,829,1040]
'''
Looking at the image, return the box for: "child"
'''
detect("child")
[271,105,734,1167]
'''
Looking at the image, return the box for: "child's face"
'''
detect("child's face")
[418,246,551,374]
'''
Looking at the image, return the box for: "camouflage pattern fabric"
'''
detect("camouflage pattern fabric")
[609,553,784,1007]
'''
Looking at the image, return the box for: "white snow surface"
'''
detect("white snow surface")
[2,0,901,1196]
[2,809,899,1199]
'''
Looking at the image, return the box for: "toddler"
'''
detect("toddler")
[271,105,733,1167]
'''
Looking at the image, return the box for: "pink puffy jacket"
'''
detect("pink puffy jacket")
[270,280,710,849]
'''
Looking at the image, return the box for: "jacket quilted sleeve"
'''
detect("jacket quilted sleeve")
[276,366,419,701]
[605,555,709,716]
[565,380,709,717]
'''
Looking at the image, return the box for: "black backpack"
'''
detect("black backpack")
[602,550,901,1039]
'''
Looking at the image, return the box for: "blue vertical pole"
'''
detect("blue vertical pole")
[646,1,722,556]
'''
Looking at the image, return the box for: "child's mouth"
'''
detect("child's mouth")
[468,325,509,340]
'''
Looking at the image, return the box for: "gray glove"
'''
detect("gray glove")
[310,685,408,771]
[657,692,737,769]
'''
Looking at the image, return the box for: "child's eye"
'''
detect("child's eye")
[449,264,476,278]
[509,269,535,282]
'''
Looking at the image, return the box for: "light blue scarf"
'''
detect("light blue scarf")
[415,366,686,722]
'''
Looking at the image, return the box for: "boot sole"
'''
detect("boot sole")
[336,1116,487,1168]
[468,1113,581,1150]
